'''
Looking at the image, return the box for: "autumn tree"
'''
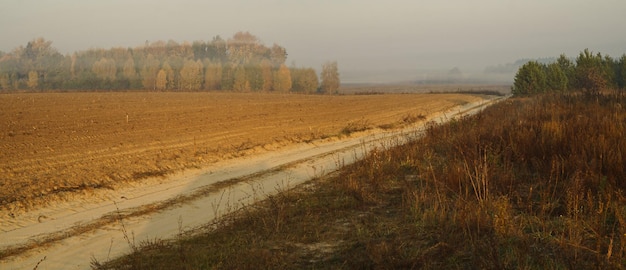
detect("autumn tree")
[270,44,287,67]
[0,55,19,90]
[291,67,319,93]
[203,59,222,90]
[0,33,303,91]
[233,65,251,91]
[302,68,319,94]
[122,57,139,88]
[161,61,175,90]
[180,59,203,90]
[68,53,77,79]
[92,57,117,81]
[171,57,186,89]
[228,32,262,65]
[320,61,340,94]
[221,64,234,90]
[290,67,304,92]
[273,64,292,92]
[155,69,168,91]
[27,70,39,90]
[19,38,64,90]
[260,60,273,91]
[246,65,264,91]
[192,40,211,60]
[140,54,160,90]
[209,35,228,63]
[0,74,10,90]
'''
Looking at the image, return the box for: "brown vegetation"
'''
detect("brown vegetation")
[0,92,479,214]
[98,91,626,269]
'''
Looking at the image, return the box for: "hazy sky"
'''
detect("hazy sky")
[1,0,625,82]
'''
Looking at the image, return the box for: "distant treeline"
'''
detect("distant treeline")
[485,57,561,75]
[512,49,626,96]
[0,32,340,93]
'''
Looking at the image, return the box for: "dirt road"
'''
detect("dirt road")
[0,94,505,269]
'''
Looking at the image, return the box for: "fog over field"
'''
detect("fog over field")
[1,0,624,83]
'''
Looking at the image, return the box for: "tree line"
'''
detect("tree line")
[0,32,340,94]
[512,49,626,96]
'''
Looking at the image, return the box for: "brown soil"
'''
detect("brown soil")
[0,91,481,213]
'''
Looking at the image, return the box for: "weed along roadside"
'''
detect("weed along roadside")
[94,92,626,269]
[0,95,502,269]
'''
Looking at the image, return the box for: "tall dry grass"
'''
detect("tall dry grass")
[392,92,626,268]
[332,91,626,268]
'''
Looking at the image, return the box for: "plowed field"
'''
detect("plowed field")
[0,92,481,214]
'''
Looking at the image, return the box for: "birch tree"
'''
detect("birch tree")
[260,59,273,91]
[92,57,117,81]
[203,59,222,90]
[122,57,138,82]
[27,70,39,90]
[155,69,167,91]
[180,59,203,90]
[233,65,251,92]
[140,54,160,90]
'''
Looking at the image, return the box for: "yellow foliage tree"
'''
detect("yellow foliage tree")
[141,54,160,90]
[27,70,39,90]
[161,62,175,90]
[260,60,273,91]
[122,58,137,81]
[233,65,251,92]
[273,64,291,92]
[203,60,222,90]
[155,69,167,91]
[92,57,117,81]
[321,61,340,94]
[180,59,203,90]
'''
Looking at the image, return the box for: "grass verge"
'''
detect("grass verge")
[95,91,626,269]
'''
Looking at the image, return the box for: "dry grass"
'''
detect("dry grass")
[99,91,626,269]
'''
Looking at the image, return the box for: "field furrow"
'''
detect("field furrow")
[0,92,482,215]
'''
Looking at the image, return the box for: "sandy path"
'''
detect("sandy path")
[0,96,506,269]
